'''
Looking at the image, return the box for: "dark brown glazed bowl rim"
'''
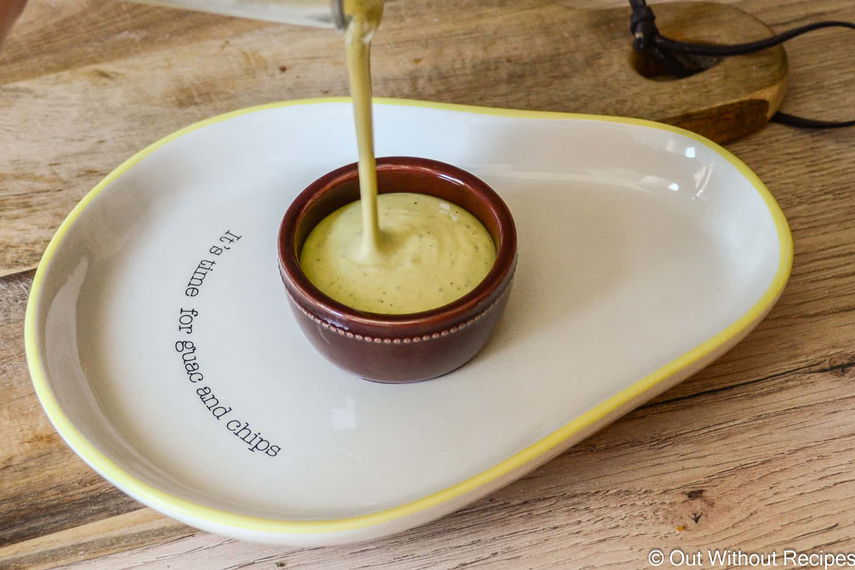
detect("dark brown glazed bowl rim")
[278,156,517,330]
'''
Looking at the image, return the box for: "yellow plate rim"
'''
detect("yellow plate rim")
[24,97,793,535]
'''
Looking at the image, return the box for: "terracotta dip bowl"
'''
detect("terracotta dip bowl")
[278,156,517,383]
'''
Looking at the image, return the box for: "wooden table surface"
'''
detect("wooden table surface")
[2,0,854,568]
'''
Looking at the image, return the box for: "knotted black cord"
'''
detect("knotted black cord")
[629,0,855,129]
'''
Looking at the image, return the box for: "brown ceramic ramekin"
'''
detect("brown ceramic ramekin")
[278,157,517,383]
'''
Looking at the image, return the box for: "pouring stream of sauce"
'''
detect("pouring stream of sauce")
[299,0,497,315]
[344,0,384,261]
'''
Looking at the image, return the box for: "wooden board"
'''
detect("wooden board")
[0,0,787,278]
[1,0,854,567]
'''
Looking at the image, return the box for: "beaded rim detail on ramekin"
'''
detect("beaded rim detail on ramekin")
[283,277,513,343]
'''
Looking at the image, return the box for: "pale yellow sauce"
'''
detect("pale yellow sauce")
[299,1,496,315]
[301,193,496,314]
[344,0,383,261]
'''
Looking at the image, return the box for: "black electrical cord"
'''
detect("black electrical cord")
[629,0,854,129]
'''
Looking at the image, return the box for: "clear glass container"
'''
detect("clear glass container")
[130,0,346,29]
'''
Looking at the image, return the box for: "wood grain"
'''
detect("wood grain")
[60,360,855,569]
[0,0,789,278]
[0,510,190,570]
[1,0,854,568]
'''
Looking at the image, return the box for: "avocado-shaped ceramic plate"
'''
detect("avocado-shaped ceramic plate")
[26,99,792,545]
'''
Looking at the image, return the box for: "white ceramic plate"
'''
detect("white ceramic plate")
[26,99,792,545]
